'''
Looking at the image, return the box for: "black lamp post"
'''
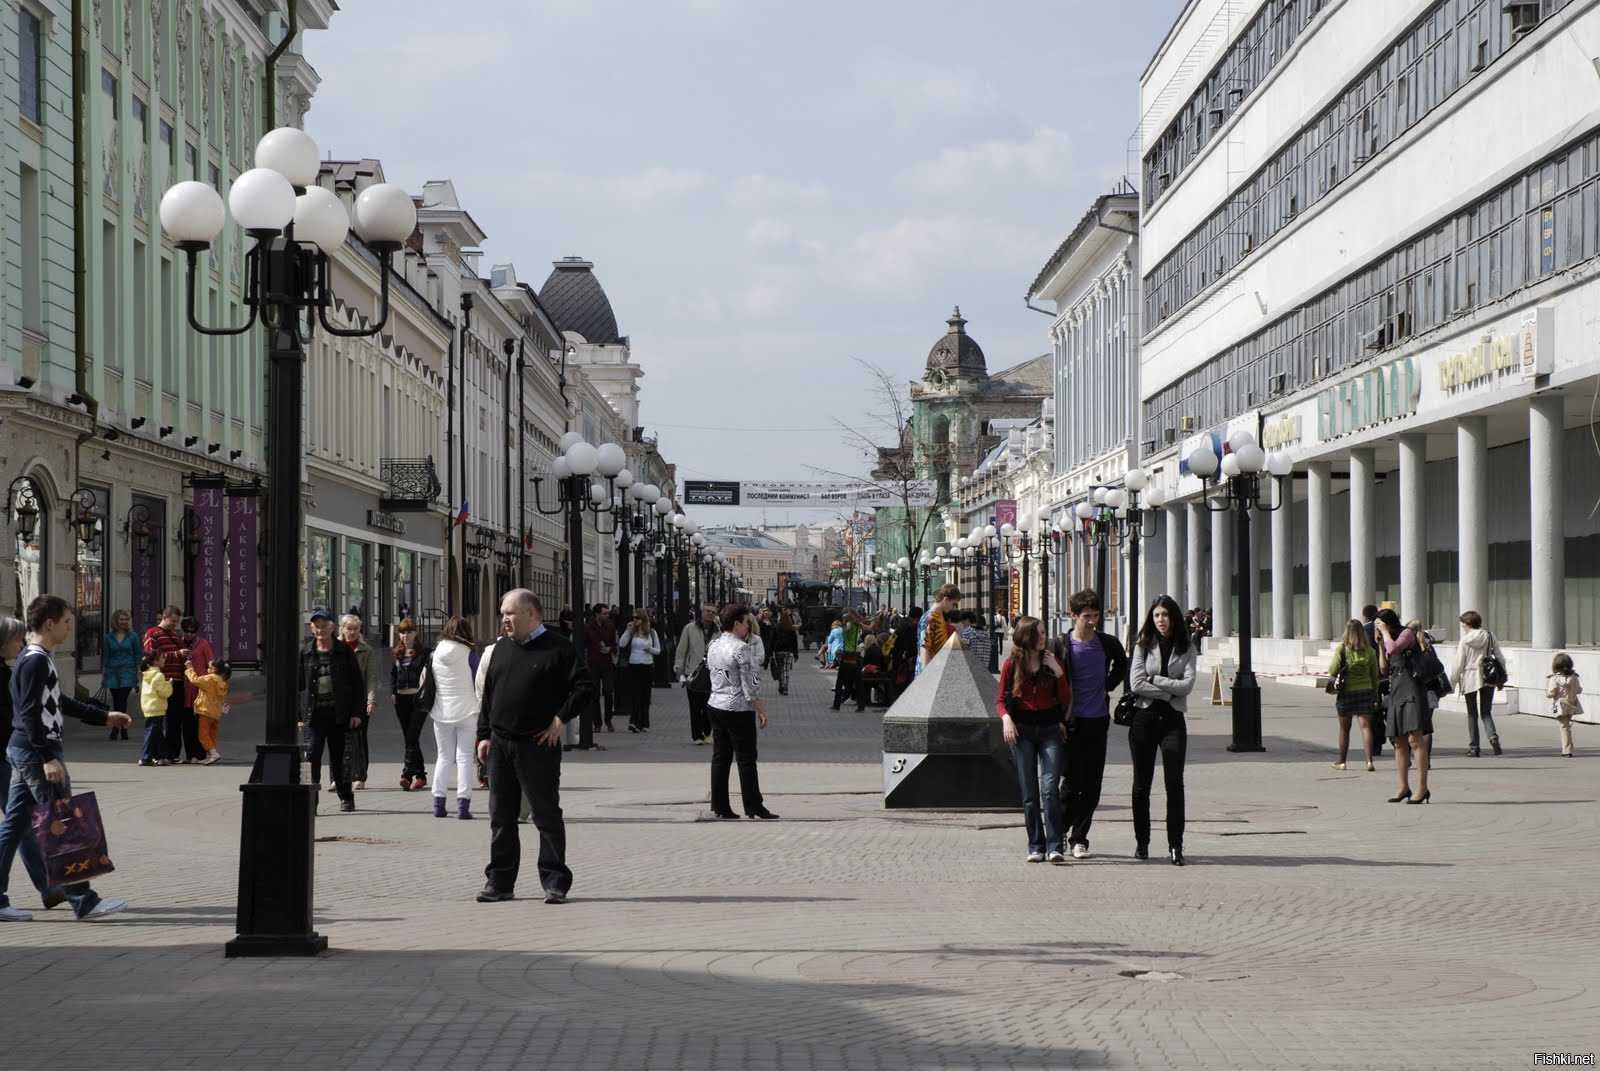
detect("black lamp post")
[532,435,628,749]
[122,503,157,558]
[160,126,418,957]
[67,489,103,550]
[1186,432,1290,753]
[8,477,42,545]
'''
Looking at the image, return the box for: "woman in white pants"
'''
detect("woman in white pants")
[427,616,482,819]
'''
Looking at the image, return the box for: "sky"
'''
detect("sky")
[301,0,1187,527]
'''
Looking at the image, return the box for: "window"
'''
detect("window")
[160,120,175,169]
[18,9,43,123]
[20,164,42,331]
[101,222,116,366]
[185,142,197,180]
[101,68,118,119]
[208,163,220,190]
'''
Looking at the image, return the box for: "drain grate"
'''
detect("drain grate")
[1119,969,1184,982]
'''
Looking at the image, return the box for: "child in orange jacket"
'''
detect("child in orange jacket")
[184,658,231,765]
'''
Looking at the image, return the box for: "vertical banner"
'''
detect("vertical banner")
[1010,569,1021,620]
[228,488,260,664]
[193,483,226,646]
[128,494,164,629]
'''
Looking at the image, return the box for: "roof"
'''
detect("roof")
[976,353,1052,399]
[538,257,621,345]
[1028,190,1138,299]
[925,307,987,379]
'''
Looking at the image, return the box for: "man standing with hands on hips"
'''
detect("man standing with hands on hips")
[476,590,594,905]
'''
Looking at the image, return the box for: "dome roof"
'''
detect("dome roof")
[925,306,986,380]
[538,257,621,345]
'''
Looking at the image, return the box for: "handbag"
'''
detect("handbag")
[341,728,368,785]
[412,658,437,715]
[1112,693,1138,726]
[1481,650,1508,689]
[1408,636,1452,697]
[31,790,115,887]
[1325,649,1346,696]
[90,685,111,708]
[686,659,712,695]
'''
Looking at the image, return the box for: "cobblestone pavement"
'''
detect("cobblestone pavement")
[2,650,1596,1070]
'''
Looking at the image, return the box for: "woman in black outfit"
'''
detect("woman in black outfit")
[1128,594,1198,865]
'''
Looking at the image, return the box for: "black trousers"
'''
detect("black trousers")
[1128,708,1187,851]
[109,687,133,738]
[626,664,654,729]
[164,688,203,761]
[394,693,426,778]
[485,735,570,896]
[833,661,861,709]
[709,706,764,815]
[308,723,354,801]
[1063,715,1110,849]
[589,664,615,728]
[687,688,711,741]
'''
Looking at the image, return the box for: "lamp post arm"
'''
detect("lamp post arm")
[183,246,258,336]
[316,251,396,338]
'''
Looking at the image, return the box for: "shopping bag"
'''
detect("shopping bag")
[31,791,115,887]
[341,729,368,784]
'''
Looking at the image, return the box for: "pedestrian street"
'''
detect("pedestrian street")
[1,655,1594,1071]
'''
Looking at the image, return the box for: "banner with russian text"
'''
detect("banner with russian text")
[193,484,226,646]
[227,488,260,665]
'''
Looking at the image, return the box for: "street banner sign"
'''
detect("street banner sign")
[684,480,742,505]
[739,480,936,506]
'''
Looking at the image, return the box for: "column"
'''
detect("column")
[1456,416,1489,621]
[1530,394,1566,649]
[1271,473,1294,639]
[1306,461,1332,641]
[1349,448,1376,616]
[1398,433,1427,622]
[1186,501,1206,616]
[1166,503,1187,617]
[1211,503,1233,636]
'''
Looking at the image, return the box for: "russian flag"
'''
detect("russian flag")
[454,500,470,527]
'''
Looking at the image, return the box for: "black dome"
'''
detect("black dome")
[926,306,986,379]
[538,257,621,345]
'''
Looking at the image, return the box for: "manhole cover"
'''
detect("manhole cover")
[1119,969,1184,982]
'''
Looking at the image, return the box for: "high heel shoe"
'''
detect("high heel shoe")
[1387,788,1412,803]
[1169,848,1185,866]
[1405,789,1431,804]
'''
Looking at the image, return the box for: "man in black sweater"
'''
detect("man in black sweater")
[475,589,594,904]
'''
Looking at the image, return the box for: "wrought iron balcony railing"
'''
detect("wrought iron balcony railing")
[379,457,443,512]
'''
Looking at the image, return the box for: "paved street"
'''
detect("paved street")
[2,654,1596,1070]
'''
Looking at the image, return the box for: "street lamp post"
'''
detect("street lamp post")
[1186,432,1290,753]
[160,127,418,957]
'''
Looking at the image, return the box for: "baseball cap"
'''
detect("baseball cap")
[308,608,334,622]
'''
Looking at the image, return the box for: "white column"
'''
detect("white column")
[1186,501,1206,616]
[1530,394,1566,649]
[1166,504,1187,616]
[1349,448,1376,616]
[1456,416,1489,622]
[1211,503,1233,636]
[1398,433,1427,623]
[1271,474,1294,639]
[1307,461,1332,641]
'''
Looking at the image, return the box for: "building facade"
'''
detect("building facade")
[3,1,331,690]
[1138,0,1600,709]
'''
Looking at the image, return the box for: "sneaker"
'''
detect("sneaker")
[1466,747,1481,758]
[137,759,155,767]
[694,738,706,746]
[79,899,128,921]
[339,799,355,813]
[354,780,367,790]
[1071,844,1090,860]
[326,782,340,792]
[411,775,427,791]
[543,889,568,904]
[201,751,221,766]
[0,905,34,922]
[476,886,515,903]
[1490,737,1502,756]
[155,759,171,767]
[1026,852,1045,863]
[1046,851,1067,864]
[627,725,640,734]
[639,727,650,734]
[399,775,412,791]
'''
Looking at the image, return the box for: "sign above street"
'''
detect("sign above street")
[684,480,741,506]
[685,480,937,507]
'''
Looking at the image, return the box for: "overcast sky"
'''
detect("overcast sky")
[302,0,1185,527]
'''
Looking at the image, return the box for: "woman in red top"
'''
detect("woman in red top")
[996,617,1072,864]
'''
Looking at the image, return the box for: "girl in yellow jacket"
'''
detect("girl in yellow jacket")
[138,652,173,767]
[184,658,231,765]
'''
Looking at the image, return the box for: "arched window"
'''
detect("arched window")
[9,476,49,615]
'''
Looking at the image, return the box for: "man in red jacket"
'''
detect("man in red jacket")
[142,606,192,763]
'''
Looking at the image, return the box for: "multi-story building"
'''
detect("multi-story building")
[1138,0,1600,708]
[3,1,331,689]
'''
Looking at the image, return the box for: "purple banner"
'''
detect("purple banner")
[228,490,260,664]
[193,485,225,646]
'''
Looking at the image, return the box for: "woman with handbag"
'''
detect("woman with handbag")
[390,618,430,791]
[103,609,139,740]
[1375,608,1432,803]
[1127,594,1197,866]
[1451,610,1506,757]
[1327,619,1381,771]
[997,617,1071,864]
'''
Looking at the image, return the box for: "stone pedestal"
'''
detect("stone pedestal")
[882,635,1017,809]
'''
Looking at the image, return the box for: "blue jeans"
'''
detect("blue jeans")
[1010,721,1064,855]
[0,747,57,909]
[140,716,166,763]
[0,744,101,917]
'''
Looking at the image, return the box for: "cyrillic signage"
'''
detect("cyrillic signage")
[684,481,741,506]
[1316,356,1418,440]
[687,480,937,507]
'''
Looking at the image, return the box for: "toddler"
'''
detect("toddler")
[138,651,172,767]
[1545,653,1583,758]
[185,658,231,766]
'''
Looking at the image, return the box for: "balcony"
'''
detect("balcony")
[379,457,443,512]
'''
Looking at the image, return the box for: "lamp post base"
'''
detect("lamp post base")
[1227,672,1267,752]
[226,748,325,958]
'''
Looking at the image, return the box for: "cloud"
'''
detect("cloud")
[833,56,1024,145]
[834,216,1039,295]
[606,167,711,207]
[726,174,830,212]
[746,219,796,247]
[903,127,1079,196]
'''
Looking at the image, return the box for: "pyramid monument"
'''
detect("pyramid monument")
[882,632,1019,808]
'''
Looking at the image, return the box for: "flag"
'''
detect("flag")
[454,500,470,527]
[523,526,532,551]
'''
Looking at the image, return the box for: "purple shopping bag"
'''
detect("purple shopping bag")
[31,791,116,887]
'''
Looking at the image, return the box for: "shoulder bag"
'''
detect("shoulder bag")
[686,658,712,695]
[412,654,437,715]
[1325,647,1346,696]
[1481,641,1508,689]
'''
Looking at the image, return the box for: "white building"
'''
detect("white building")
[1138,0,1600,715]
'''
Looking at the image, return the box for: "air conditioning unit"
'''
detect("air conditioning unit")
[1506,0,1541,38]
[1180,416,1197,432]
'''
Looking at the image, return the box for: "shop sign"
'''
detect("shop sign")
[1437,332,1518,393]
[1316,356,1418,440]
[1260,414,1303,450]
[367,509,406,535]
